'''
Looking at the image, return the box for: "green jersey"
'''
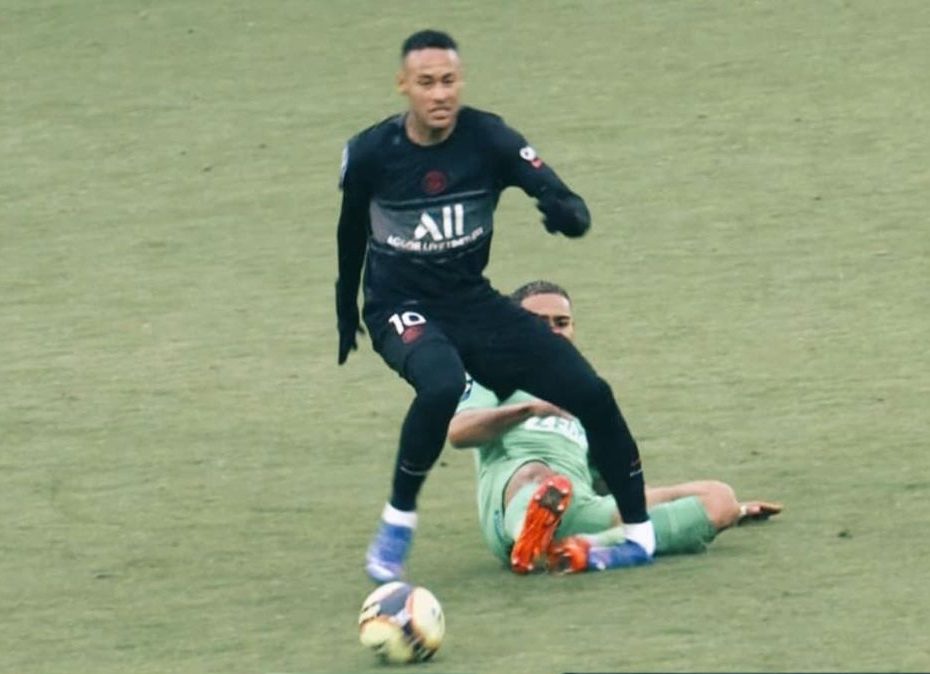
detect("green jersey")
[456,378,594,549]
[457,378,590,470]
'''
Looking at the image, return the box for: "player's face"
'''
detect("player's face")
[398,48,463,133]
[521,293,575,342]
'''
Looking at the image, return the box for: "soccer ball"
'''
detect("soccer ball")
[358,581,445,664]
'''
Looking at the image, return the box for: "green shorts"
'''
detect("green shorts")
[478,461,718,564]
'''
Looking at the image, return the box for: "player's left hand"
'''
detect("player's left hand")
[537,193,590,238]
[337,317,365,365]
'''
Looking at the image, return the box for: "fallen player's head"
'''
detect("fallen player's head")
[511,280,575,341]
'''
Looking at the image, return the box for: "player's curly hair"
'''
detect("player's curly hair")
[510,280,571,305]
[401,30,458,58]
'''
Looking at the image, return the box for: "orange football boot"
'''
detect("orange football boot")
[547,536,592,574]
[510,475,573,574]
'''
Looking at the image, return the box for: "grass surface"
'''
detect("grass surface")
[3,1,929,672]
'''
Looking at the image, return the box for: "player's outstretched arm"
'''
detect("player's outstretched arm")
[447,401,571,448]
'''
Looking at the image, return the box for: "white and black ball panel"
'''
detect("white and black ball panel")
[359,615,414,664]
[407,586,445,649]
[359,581,412,624]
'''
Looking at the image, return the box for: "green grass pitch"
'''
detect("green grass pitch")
[2,1,930,672]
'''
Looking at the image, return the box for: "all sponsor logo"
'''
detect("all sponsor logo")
[385,202,486,253]
[414,204,464,241]
[387,227,484,253]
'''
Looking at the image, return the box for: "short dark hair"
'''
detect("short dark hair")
[401,30,458,58]
[510,280,571,305]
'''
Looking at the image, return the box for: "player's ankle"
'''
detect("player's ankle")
[382,503,418,529]
[623,520,656,556]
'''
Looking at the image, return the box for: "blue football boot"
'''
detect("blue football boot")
[365,521,414,583]
[587,540,653,571]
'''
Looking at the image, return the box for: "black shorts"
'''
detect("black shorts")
[363,291,594,398]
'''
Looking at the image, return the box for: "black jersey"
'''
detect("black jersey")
[336,106,590,309]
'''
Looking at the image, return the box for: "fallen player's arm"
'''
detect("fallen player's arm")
[447,401,570,448]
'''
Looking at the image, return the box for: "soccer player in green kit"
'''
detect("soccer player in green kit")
[449,281,782,573]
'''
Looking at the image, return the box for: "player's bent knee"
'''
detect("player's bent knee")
[407,357,466,407]
[419,377,466,409]
[420,372,464,394]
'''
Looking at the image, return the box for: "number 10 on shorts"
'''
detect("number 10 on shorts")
[388,311,427,335]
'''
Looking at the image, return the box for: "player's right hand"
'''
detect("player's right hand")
[337,316,365,365]
[335,280,365,365]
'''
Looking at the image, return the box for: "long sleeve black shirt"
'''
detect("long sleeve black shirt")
[336,106,590,312]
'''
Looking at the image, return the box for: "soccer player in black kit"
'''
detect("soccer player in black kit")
[336,30,654,582]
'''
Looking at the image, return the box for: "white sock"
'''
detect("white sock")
[382,503,418,529]
[624,520,656,556]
